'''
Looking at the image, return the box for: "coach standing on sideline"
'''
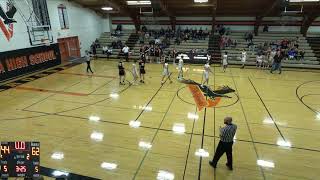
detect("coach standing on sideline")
[209,117,237,170]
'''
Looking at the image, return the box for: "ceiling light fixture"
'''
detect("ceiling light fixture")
[127,1,151,5]
[194,0,209,3]
[289,0,319,2]
[101,7,113,11]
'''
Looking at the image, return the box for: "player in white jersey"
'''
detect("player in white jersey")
[202,63,213,86]
[161,60,173,85]
[222,52,228,72]
[241,49,247,69]
[131,63,138,85]
[269,49,276,69]
[178,56,184,79]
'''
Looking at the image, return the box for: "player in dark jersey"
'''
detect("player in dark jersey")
[118,61,126,85]
[139,59,146,83]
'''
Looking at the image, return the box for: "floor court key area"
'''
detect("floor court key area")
[0,60,320,180]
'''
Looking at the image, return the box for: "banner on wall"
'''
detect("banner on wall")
[0,1,17,41]
[0,43,62,82]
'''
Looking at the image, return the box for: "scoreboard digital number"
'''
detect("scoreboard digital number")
[0,142,40,178]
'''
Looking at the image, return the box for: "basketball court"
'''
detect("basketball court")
[1,0,320,179]
[0,60,319,179]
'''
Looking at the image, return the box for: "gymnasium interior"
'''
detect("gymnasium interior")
[0,0,320,179]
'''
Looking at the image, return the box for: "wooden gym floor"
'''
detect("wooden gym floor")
[0,60,320,180]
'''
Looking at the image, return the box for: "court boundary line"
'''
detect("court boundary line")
[182,107,197,180]
[296,80,320,114]
[248,77,287,142]
[132,83,178,180]
[14,109,320,153]
[230,69,266,179]
[134,73,172,122]
[22,77,87,111]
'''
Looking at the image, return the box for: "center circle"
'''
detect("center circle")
[176,85,239,108]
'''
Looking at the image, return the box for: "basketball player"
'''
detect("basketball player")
[118,61,126,85]
[202,62,213,86]
[178,55,184,79]
[139,59,146,83]
[85,51,93,74]
[161,60,173,85]
[241,49,247,69]
[222,52,228,72]
[132,63,138,85]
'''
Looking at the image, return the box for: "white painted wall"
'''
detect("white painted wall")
[102,14,112,33]
[0,0,109,56]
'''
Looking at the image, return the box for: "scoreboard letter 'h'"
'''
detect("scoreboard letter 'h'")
[1,145,10,154]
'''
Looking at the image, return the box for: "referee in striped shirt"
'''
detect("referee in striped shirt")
[209,117,237,170]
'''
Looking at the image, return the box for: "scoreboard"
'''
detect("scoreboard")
[0,142,40,178]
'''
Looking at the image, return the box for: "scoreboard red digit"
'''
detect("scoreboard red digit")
[0,142,40,178]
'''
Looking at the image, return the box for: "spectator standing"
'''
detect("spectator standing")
[270,50,283,74]
[300,49,305,61]
[209,117,237,170]
[263,25,269,32]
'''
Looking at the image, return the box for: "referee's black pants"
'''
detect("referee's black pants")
[86,61,93,73]
[212,141,233,167]
[124,53,129,62]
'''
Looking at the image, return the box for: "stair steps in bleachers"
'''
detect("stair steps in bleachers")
[306,37,320,62]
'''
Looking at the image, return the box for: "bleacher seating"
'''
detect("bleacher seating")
[95,29,320,69]
[307,36,320,61]
[96,30,134,59]
[223,31,320,68]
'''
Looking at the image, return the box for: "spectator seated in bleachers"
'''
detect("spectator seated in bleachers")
[263,25,269,32]
[155,37,161,45]
[288,48,297,60]
[102,46,112,59]
[95,38,101,48]
[244,32,253,43]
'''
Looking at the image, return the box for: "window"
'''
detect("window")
[32,0,51,27]
[58,4,69,29]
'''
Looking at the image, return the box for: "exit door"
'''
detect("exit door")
[58,36,81,62]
